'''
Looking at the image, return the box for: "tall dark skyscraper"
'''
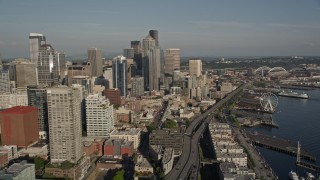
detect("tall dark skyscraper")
[112,56,128,97]
[27,85,48,139]
[131,41,141,54]
[149,30,159,46]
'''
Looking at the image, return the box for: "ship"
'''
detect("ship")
[278,90,309,99]
[289,170,299,180]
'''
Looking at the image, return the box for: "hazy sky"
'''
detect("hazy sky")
[1,0,320,58]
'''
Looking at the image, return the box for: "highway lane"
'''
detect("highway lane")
[166,84,246,180]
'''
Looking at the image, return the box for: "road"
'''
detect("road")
[165,84,245,180]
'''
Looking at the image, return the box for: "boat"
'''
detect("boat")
[278,90,309,99]
[289,170,299,180]
[306,172,315,180]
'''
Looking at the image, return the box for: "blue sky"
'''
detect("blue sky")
[0,0,320,58]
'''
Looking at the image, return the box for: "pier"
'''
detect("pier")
[246,132,315,161]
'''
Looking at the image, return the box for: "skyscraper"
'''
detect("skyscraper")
[56,52,66,80]
[112,56,127,97]
[11,59,37,88]
[88,48,103,77]
[149,30,159,46]
[147,47,161,91]
[123,48,135,59]
[38,44,59,85]
[85,93,114,138]
[131,76,144,97]
[131,41,142,54]
[29,33,46,66]
[142,35,156,56]
[189,59,202,77]
[47,85,83,164]
[27,85,48,139]
[165,49,180,75]
[0,70,10,93]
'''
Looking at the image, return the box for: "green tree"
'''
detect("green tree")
[34,157,45,170]
[113,169,125,180]
[164,119,177,129]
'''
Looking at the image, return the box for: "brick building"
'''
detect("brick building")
[104,88,121,106]
[103,139,133,158]
[0,106,39,147]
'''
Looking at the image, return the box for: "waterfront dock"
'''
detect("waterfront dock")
[246,132,315,161]
[296,161,320,172]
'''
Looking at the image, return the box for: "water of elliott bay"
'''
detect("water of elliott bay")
[250,89,320,179]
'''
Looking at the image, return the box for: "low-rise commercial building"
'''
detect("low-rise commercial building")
[134,155,153,174]
[149,129,183,156]
[104,139,134,158]
[110,128,141,149]
[161,148,174,175]
[0,161,35,180]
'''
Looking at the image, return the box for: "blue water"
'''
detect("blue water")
[251,89,320,179]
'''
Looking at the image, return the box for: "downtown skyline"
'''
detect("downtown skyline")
[1,0,320,58]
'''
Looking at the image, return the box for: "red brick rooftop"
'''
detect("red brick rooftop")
[0,106,37,114]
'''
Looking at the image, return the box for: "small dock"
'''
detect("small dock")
[246,132,315,161]
[296,161,320,172]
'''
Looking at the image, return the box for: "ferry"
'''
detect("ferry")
[289,170,299,180]
[278,90,309,99]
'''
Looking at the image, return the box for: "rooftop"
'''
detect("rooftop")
[110,128,141,136]
[0,106,37,115]
[162,148,174,164]
[6,161,33,176]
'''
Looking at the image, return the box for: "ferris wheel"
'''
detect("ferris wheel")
[260,92,278,112]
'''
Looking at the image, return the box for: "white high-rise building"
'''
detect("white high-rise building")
[85,93,114,138]
[189,59,202,77]
[103,67,113,89]
[29,33,46,66]
[47,85,83,164]
[88,48,103,77]
[142,35,156,56]
[165,49,180,75]
[147,47,161,91]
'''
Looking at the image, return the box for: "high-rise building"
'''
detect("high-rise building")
[0,69,10,93]
[10,59,37,88]
[112,56,127,97]
[149,30,159,46]
[27,85,48,139]
[47,85,83,164]
[0,106,39,147]
[38,44,59,85]
[189,59,202,77]
[165,49,180,75]
[123,48,135,59]
[142,35,156,56]
[131,41,142,54]
[104,88,121,106]
[29,33,46,66]
[88,48,103,77]
[147,47,161,91]
[56,52,66,80]
[131,76,144,97]
[85,93,114,138]
[103,67,113,89]
[0,53,2,68]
